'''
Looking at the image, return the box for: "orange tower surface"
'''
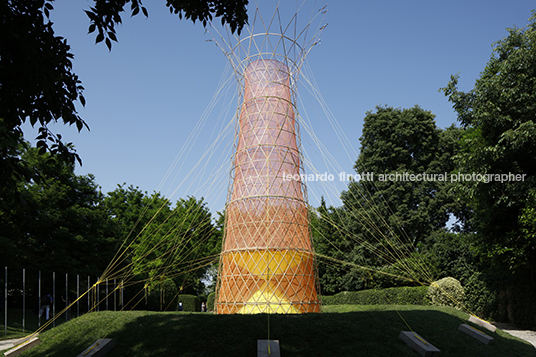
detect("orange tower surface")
[215,59,321,314]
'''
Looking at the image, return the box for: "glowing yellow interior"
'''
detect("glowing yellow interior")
[238,282,300,314]
[231,250,304,279]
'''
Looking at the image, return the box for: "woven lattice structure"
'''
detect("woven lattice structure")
[215,59,320,314]
[212,4,327,314]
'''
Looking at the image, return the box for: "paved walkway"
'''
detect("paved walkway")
[0,338,19,353]
[493,322,536,349]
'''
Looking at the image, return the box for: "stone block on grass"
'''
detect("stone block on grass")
[4,337,41,357]
[468,315,497,333]
[257,339,280,357]
[76,338,116,357]
[399,331,441,357]
[458,324,494,345]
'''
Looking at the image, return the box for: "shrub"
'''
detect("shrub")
[147,279,179,311]
[321,286,428,306]
[461,271,498,320]
[207,292,216,312]
[427,277,464,309]
[177,294,200,312]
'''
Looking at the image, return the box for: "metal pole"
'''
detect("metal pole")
[121,280,123,310]
[114,279,116,311]
[38,271,41,327]
[106,278,108,311]
[65,273,68,321]
[77,275,80,317]
[53,272,55,327]
[4,267,7,335]
[22,268,25,333]
[87,276,90,313]
[97,277,100,312]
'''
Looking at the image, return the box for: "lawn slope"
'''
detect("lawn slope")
[4,305,535,357]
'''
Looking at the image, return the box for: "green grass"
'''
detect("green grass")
[0,308,64,340]
[2,305,535,356]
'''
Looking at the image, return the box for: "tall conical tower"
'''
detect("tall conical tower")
[213,4,327,314]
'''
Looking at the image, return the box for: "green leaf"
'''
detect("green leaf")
[96,33,104,44]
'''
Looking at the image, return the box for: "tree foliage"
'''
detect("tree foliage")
[441,11,536,273]
[86,0,248,50]
[0,0,87,201]
[314,106,463,293]
[0,0,249,211]
[341,106,460,260]
[0,145,118,276]
[311,198,351,294]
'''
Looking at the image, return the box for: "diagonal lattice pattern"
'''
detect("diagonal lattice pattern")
[215,59,320,314]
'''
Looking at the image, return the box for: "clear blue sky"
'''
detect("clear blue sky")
[34,0,536,213]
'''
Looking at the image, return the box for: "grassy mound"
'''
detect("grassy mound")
[3,305,534,356]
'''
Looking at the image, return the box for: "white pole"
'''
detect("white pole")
[4,267,7,335]
[22,268,25,333]
[106,278,108,311]
[53,272,55,327]
[77,275,80,317]
[38,271,41,327]
[65,273,68,321]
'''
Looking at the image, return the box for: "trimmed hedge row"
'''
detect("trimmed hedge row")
[207,292,216,312]
[321,286,429,306]
[177,294,200,312]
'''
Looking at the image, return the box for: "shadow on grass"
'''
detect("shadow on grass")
[15,307,536,357]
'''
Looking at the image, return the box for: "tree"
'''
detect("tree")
[343,105,458,242]
[0,0,249,204]
[128,196,219,295]
[0,144,119,276]
[102,184,154,243]
[441,12,536,327]
[1,1,87,201]
[311,198,353,294]
[338,106,461,289]
[441,11,536,274]
[86,0,248,50]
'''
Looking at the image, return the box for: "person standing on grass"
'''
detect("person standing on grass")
[40,293,52,320]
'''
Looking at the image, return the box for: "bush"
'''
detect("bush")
[207,292,216,312]
[177,294,200,312]
[427,277,464,309]
[321,286,428,306]
[147,279,179,311]
[461,271,498,320]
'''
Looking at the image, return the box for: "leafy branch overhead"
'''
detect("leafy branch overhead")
[0,0,248,203]
[86,0,249,50]
[0,0,88,190]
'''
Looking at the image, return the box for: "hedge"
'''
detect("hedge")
[321,286,429,306]
[207,292,216,312]
[177,294,200,312]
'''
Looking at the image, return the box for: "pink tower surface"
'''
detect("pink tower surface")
[215,59,320,314]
